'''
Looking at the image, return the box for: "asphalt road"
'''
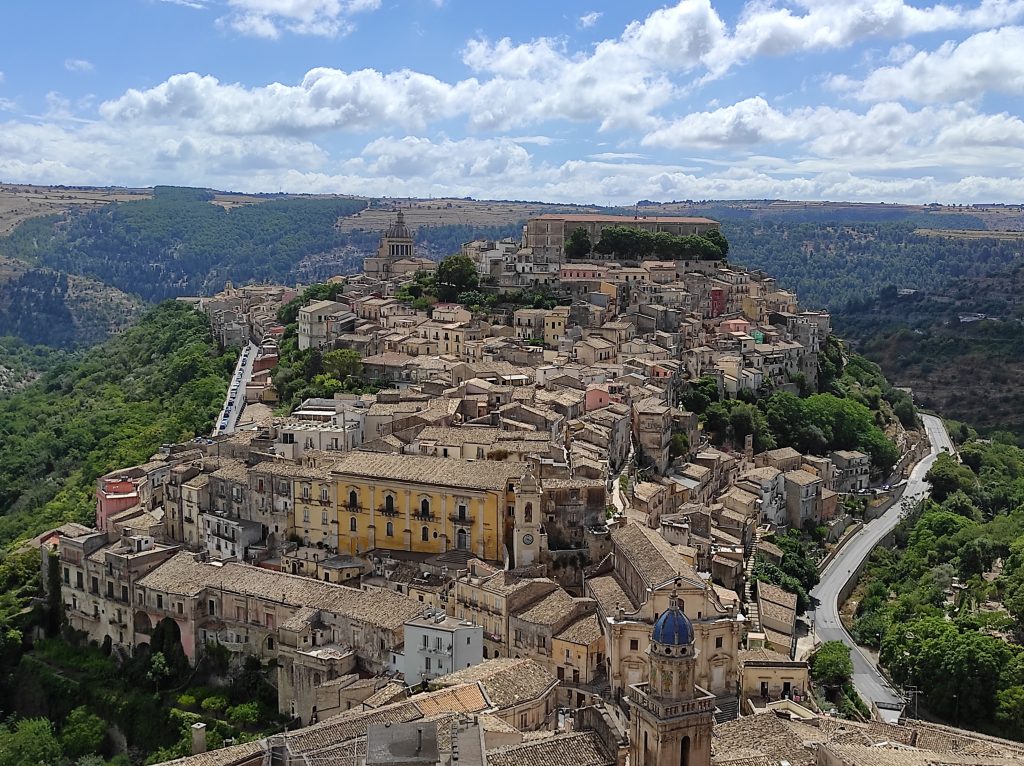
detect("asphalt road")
[213,341,257,436]
[809,414,954,719]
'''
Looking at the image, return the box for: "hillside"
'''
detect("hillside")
[0,255,142,348]
[0,302,231,546]
[0,186,368,303]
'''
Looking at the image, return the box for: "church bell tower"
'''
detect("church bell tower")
[628,580,714,766]
[512,465,542,566]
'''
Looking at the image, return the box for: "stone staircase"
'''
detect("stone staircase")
[713,695,740,723]
[743,527,765,633]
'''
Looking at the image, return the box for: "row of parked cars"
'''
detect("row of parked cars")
[216,347,251,434]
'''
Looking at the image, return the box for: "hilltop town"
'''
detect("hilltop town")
[36,211,1018,766]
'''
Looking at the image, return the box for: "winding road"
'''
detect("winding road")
[809,414,954,721]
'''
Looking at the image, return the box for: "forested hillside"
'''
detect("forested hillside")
[727,221,1024,311]
[0,187,367,302]
[0,302,231,546]
[848,438,1024,738]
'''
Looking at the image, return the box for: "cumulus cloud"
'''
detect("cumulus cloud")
[579,11,602,28]
[64,59,94,73]
[830,26,1024,101]
[221,0,381,38]
[100,69,473,134]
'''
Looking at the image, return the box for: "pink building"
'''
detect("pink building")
[96,478,140,532]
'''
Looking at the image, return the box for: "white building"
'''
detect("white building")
[298,300,347,351]
[402,609,483,686]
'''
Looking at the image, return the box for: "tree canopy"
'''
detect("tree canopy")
[591,225,726,260]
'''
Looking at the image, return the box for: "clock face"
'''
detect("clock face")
[523,533,534,546]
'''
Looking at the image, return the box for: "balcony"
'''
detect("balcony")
[449,512,474,525]
[626,683,715,720]
[344,504,365,514]
[414,512,437,523]
[377,505,400,517]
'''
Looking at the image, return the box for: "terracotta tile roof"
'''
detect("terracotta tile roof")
[362,680,407,708]
[586,574,637,615]
[331,451,526,491]
[487,731,615,766]
[739,647,801,665]
[137,553,422,631]
[431,658,556,709]
[157,741,264,766]
[410,683,489,717]
[555,614,603,645]
[712,712,815,766]
[513,587,577,626]
[610,522,701,588]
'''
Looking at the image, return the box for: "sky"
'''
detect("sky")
[1,0,1023,204]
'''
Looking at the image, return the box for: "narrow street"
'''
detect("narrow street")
[213,340,258,436]
[810,414,954,720]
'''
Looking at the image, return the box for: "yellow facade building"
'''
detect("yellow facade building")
[327,453,527,561]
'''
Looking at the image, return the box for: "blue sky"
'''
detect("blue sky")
[1,0,1023,203]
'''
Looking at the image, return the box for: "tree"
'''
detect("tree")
[0,718,63,766]
[322,349,362,381]
[669,432,689,458]
[704,228,729,258]
[996,685,1024,739]
[811,641,854,687]
[925,453,975,503]
[147,651,171,694]
[564,226,592,259]
[61,706,107,761]
[435,254,479,301]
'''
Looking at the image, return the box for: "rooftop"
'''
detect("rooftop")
[331,452,526,492]
[136,553,422,631]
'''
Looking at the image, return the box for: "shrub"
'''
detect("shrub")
[227,702,261,728]
[176,694,197,709]
[200,695,228,714]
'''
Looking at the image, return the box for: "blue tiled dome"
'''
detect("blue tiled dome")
[652,602,693,646]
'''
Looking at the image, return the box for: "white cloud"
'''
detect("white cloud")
[221,0,382,38]
[830,26,1024,102]
[64,59,94,73]
[579,11,602,28]
[100,69,474,134]
[157,0,209,8]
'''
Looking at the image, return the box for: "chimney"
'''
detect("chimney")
[191,723,207,755]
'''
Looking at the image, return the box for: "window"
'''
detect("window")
[156,594,164,609]
[425,657,431,671]
[385,495,395,513]
[106,581,114,597]
[386,522,394,537]
[629,639,639,651]
[208,599,216,615]
[302,485,310,499]
[715,636,723,649]
[349,517,357,532]
[63,567,69,584]
[303,509,310,523]
[121,585,129,602]
[423,634,429,647]
[421,526,429,542]
[76,571,83,589]
[177,602,183,615]
[420,498,430,517]
[348,489,357,508]
[322,511,329,525]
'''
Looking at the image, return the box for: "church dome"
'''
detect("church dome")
[386,210,412,239]
[651,584,693,646]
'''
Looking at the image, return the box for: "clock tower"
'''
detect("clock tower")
[512,465,543,566]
